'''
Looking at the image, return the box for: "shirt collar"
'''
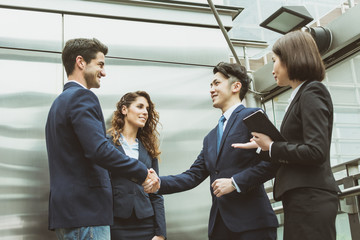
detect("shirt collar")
[119,133,139,146]
[223,103,242,121]
[66,80,87,89]
[289,81,306,104]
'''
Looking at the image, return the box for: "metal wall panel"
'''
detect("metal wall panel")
[0,8,62,52]
[0,49,62,239]
[0,0,238,31]
[64,14,230,65]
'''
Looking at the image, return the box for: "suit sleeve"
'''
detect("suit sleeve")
[271,83,332,166]
[233,158,279,193]
[158,149,209,194]
[149,158,166,238]
[69,89,148,183]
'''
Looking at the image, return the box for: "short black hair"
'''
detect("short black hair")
[213,62,251,100]
[62,38,108,77]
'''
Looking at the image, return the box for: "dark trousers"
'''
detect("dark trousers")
[282,187,339,240]
[209,212,277,240]
[110,211,155,240]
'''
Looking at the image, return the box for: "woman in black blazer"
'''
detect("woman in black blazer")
[235,31,340,240]
[107,91,166,240]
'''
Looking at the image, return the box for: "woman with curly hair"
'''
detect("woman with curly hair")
[107,91,166,240]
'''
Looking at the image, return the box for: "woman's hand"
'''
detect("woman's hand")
[251,132,273,151]
[232,139,258,149]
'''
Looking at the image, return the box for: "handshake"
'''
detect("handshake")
[142,168,160,193]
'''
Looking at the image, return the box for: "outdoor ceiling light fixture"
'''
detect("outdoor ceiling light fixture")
[260,6,313,34]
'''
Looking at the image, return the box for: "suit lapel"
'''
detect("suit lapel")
[138,141,151,168]
[280,81,309,132]
[208,129,218,166]
[217,104,245,159]
[114,139,150,168]
[114,142,125,154]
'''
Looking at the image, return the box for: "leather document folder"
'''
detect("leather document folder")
[243,110,286,141]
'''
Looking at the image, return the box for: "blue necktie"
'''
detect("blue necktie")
[217,115,226,153]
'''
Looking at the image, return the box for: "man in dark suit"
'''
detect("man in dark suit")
[154,62,278,239]
[45,38,159,240]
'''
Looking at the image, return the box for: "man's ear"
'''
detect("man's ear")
[75,56,85,70]
[232,82,242,93]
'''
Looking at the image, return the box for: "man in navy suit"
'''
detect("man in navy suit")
[45,38,159,240]
[155,62,278,239]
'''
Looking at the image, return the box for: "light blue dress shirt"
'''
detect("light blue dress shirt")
[118,134,139,160]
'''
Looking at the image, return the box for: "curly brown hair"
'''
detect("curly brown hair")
[107,91,161,159]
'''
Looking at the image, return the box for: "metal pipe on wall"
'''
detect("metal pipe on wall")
[348,0,355,8]
[207,0,263,108]
[207,0,241,65]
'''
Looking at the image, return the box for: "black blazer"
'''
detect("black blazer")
[270,81,340,200]
[159,105,278,236]
[109,138,166,238]
[45,82,148,230]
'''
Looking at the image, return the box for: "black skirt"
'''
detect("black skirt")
[110,211,155,240]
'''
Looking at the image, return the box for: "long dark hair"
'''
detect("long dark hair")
[107,91,161,159]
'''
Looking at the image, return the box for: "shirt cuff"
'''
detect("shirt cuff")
[269,141,274,157]
[231,177,241,193]
[256,147,262,154]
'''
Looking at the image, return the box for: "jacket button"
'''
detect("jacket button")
[215,171,219,174]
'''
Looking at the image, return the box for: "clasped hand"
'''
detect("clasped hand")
[211,132,274,198]
[142,168,160,193]
[212,178,235,197]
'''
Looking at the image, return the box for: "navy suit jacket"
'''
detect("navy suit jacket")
[159,105,278,236]
[110,138,166,237]
[45,82,148,229]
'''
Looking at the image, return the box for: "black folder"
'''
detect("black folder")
[243,110,286,141]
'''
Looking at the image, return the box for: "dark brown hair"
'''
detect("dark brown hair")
[272,31,325,82]
[213,62,251,101]
[107,91,161,159]
[62,38,108,77]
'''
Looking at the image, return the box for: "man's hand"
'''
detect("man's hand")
[211,178,235,197]
[143,168,160,193]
